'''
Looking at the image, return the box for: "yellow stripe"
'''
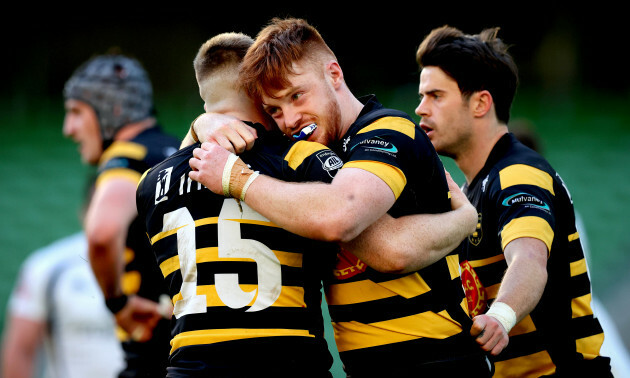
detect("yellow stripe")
[325,273,430,305]
[121,271,140,295]
[137,169,149,189]
[467,254,505,268]
[151,217,220,244]
[568,231,580,242]
[96,168,142,188]
[570,258,588,277]
[342,161,406,199]
[509,314,536,336]
[285,141,329,170]
[501,216,554,252]
[356,117,416,139]
[486,283,500,300]
[446,254,460,280]
[171,328,314,353]
[333,309,462,352]
[159,247,303,278]
[171,285,305,308]
[572,293,594,318]
[499,164,555,195]
[223,218,279,227]
[494,350,555,377]
[99,141,147,164]
[576,332,604,360]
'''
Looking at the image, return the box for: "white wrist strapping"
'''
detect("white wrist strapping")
[222,153,240,197]
[240,171,259,201]
[486,301,517,333]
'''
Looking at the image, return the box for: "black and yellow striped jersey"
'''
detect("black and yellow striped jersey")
[461,133,610,377]
[325,96,484,376]
[96,125,178,376]
[97,126,178,306]
[136,125,341,377]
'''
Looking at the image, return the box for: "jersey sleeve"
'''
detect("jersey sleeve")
[282,141,342,183]
[96,141,148,187]
[491,163,557,252]
[342,117,424,199]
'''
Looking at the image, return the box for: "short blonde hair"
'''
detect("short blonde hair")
[193,32,254,85]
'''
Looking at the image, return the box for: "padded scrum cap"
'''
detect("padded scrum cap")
[64,54,154,147]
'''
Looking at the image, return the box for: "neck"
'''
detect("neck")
[338,89,364,138]
[455,124,508,184]
[207,94,272,130]
[114,117,156,141]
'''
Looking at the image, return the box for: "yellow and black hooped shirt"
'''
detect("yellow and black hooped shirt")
[97,126,179,374]
[324,96,485,376]
[461,133,611,377]
[136,125,342,377]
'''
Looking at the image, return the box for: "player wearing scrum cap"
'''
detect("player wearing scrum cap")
[63,53,179,377]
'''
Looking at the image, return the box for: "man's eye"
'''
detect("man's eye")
[292,93,302,101]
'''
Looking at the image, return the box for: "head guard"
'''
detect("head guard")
[63,54,154,147]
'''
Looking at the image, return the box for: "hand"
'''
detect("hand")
[445,170,477,234]
[189,142,232,195]
[194,113,257,153]
[470,314,509,356]
[114,295,169,342]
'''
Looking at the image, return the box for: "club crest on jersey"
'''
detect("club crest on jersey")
[332,248,367,279]
[502,192,550,212]
[155,166,173,204]
[460,260,487,317]
[315,150,343,178]
[468,212,483,246]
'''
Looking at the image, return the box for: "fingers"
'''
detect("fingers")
[470,315,487,338]
[471,315,509,356]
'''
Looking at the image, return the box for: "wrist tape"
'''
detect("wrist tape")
[222,153,259,201]
[486,301,517,333]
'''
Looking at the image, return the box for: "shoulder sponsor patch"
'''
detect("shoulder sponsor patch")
[350,137,398,156]
[315,149,343,178]
[502,192,550,212]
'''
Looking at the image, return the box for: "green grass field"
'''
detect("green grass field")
[1,87,629,376]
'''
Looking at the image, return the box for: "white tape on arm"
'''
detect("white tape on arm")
[240,171,259,201]
[222,153,240,197]
[486,301,517,333]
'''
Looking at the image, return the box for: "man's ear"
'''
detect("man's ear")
[326,60,343,89]
[472,90,493,118]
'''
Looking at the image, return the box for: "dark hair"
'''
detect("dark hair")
[416,25,518,124]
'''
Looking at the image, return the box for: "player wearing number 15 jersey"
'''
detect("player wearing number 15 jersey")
[136,122,342,376]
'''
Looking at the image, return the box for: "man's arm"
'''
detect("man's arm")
[190,142,395,243]
[470,237,548,355]
[85,178,166,341]
[343,171,477,273]
[1,316,45,378]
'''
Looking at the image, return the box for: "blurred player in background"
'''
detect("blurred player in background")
[63,53,179,377]
[188,18,491,377]
[1,182,124,378]
[415,25,612,377]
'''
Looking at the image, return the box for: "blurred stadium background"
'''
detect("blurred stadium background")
[1,5,629,377]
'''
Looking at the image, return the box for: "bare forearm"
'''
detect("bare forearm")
[88,240,124,298]
[344,203,476,273]
[495,238,548,321]
[245,175,373,242]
